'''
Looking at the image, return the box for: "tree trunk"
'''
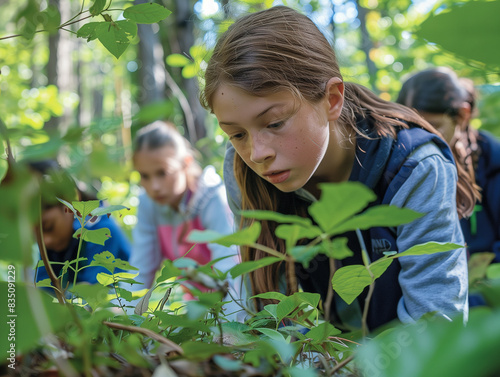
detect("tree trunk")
[173,0,207,143]
[355,0,378,92]
[135,0,166,107]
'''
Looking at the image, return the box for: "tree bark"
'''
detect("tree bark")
[173,0,207,142]
[355,0,379,92]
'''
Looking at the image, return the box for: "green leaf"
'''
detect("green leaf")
[74,227,111,246]
[213,355,243,372]
[332,265,370,305]
[369,258,393,279]
[0,166,39,264]
[134,285,156,315]
[321,237,354,260]
[306,321,341,341]
[123,3,172,24]
[277,296,298,321]
[90,204,130,217]
[76,22,101,41]
[40,5,61,34]
[35,278,53,288]
[275,223,322,251]
[309,182,376,232]
[97,271,138,286]
[357,308,500,377]
[264,304,278,321]
[70,283,110,310]
[395,242,462,258]
[115,19,138,38]
[229,257,282,278]
[182,64,198,79]
[89,251,138,274]
[331,205,423,236]
[89,0,106,16]
[188,222,261,247]
[253,292,287,301]
[181,341,231,362]
[288,244,323,268]
[256,328,286,341]
[0,282,72,356]
[73,200,100,219]
[332,258,393,305]
[240,210,312,226]
[166,53,191,67]
[155,260,182,284]
[416,1,500,68]
[468,252,496,283]
[487,263,500,280]
[96,22,130,59]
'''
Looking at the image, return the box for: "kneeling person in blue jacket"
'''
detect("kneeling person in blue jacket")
[31,160,131,288]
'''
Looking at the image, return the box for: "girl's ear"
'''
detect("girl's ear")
[456,102,472,131]
[325,77,344,121]
[183,154,194,167]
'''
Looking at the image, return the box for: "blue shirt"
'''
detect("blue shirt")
[36,215,131,286]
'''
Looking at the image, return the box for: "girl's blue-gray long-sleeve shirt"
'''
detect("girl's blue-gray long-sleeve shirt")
[223,127,468,330]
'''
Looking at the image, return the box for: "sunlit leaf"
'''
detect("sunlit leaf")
[417,1,500,68]
[0,282,72,356]
[74,227,110,246]
[309,182,376,233]
[89,251,138,273]
[332,267,369,305]
[331,205,423,236]
[166,53,191,67]
[181,341,231,362]
[275,223,322,251]
[89,0,106,16]
[90,204,130,217]
[306,321,341,341]
[70,283,110,310]
[321,237,354,260]
[76,21,101,41]
[123,3,172,24]
[288,244,323,268]
[240,210,312,226]
[188,222,261,247]
[394,242,462,258]
[96,22,130,59]
[357,307,500,377]
[229,257,282,278]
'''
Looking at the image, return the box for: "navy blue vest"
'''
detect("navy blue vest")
[295,123,454,331]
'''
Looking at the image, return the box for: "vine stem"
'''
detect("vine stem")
[249,242,290,261]
[324,258,336,322]
[355,229,375,338]
[330,354,355,375]
[35,198,66,305]
[103,321,184,354]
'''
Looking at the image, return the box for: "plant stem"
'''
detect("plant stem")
[35,201,66,305]
[73,228,85,287]
[324,258,336,322]
[103,321,184,353]
[250,242,289,261]
[355,229,375,338]
[330,354,355,376]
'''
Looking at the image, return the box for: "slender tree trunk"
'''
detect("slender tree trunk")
[135,0,166,107]
[173,0,207,143]
[355,0,378,92]
[45,0,74,133]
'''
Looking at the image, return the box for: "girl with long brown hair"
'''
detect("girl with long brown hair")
[201,6,478,330]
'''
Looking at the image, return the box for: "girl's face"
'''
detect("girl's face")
[133,146,188,209]
[212,81,352,195]
[41,206,75,252]
[420,112,457,143]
